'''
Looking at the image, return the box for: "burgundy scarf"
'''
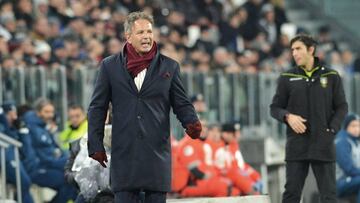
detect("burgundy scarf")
[125,41,157,78]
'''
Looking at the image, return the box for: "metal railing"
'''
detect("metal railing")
[1,66,360,140]
[0,133,23,203]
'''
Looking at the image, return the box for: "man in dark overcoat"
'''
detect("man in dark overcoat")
[87,11,202,203]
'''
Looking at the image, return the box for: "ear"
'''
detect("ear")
[125,32,131,44]
[308,46,315,55]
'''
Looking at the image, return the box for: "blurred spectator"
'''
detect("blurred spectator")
[193,25,216,55]
[341,49,356,76]
[86,38,105,64]
[211,47,235,70]
[106,37,123,56]
[0,102,35,203]
[1,0,355,80]
[31,16,50,41]
[59,104,87,150]
[194,0,223,24]
[336,114,360,201]
[14,0,34,28]
[317,25,338,54]
[190,94,208,119]
[270,0,288,35]
[178,119,240,197]
[51,39,68,64]
[23,97,77,203]
[271,33,290,57]
[259,4,277,45]
[213,122,262,195]
[242,0,263,41]
[218,9,246,53]
[328,51,345,76]
[354,57,360,73]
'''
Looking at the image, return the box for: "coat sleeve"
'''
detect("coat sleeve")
[270,75,290,122]
[169,63,199,128]
[329,74,348,132]
[87,60,111,156]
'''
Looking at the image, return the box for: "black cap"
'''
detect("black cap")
[342,113,360,130]
[2,101,16,114]
[190,94,204,103]
[222,122,241,132]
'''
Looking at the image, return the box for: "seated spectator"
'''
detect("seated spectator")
[0,102,34,203]
[177,119,239,197]
[213,122,262,195]
[336,113,360,201]
[59,104,88,150]
[65,109,113,203]
[23,97,77,203]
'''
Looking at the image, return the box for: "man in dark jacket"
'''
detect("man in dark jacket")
[0,102,34,203]
[87,11,201,203]
[270,34,348,203]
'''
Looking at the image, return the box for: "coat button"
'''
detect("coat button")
[137,115,142,119]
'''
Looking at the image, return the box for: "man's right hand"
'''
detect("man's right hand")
[285,113,307,134]
[90,151,108,168]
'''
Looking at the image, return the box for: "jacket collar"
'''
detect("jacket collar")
[296,57,324,77]
[24,111,46,127]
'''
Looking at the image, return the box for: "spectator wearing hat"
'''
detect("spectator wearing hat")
[335,113,360,201]
[51,39,68,64]
[0,102,35,203]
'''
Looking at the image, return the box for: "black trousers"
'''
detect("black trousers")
[114,190,166,203]
[282,160,337,203]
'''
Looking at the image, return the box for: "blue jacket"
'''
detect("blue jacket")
[88,51,199,192]
[0,112,40,176]
[23,111,68,170]
[336,129,360,178]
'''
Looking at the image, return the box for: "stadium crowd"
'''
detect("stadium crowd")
[1,0,360,203]
[1,0,359,77]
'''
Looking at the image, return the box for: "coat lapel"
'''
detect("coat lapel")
[119,52,139,94]
[139,51,160,94]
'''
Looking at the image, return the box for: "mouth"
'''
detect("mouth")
[141,42,151,48]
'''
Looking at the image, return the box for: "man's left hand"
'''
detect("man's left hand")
[186,120,202,139]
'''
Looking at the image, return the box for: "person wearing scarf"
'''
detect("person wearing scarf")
[87,11,201,203]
